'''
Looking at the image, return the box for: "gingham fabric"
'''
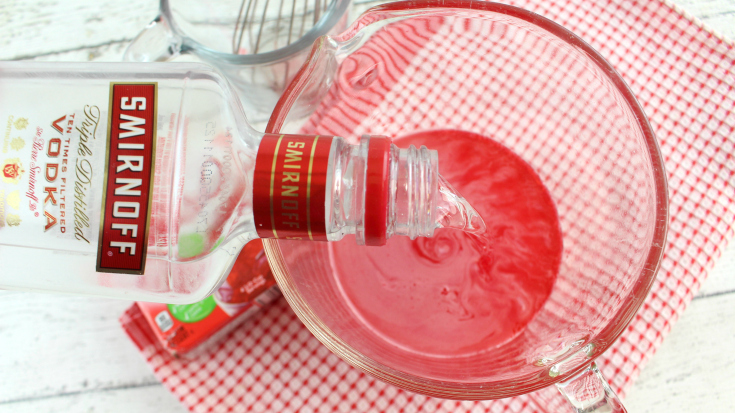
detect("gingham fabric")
[120,1,735,411]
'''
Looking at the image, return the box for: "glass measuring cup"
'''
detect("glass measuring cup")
[263,0,668,410]
[123,0,351,127]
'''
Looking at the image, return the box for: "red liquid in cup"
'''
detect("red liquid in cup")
[330,130,563,356]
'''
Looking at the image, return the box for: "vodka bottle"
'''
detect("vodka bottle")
[0,62,483,303]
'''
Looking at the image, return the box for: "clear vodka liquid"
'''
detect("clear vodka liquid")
[0,62,483,303]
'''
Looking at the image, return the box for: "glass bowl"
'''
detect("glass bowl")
[263,0,667,401]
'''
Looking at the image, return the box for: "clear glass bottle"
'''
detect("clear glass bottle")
[0,62,482,303]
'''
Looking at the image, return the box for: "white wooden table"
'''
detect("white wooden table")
[1,1,734,412]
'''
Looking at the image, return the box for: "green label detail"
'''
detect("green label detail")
[167,296,217,323]
[178,232,205,259]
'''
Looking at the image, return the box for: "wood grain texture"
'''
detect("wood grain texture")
[0,385,185,413]
[0,0,157,60]
[625,288,735,412]
[0,0,733,412]
[666,0,735,39]
[0,293,156,403]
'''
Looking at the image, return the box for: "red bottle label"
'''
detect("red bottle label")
[253,135,333,241]
[96,83,158,274]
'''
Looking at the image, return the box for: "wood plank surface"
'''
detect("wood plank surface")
[625,290,735,413]
[0,0,156,60]
[0,0,733,412]
[0,294,157,402]
[1,385,184,413]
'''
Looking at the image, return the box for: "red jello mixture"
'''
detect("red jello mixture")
[215,240,273,305]
[330,130,563,356]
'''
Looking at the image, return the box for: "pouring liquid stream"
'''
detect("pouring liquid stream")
[435,174,493,255]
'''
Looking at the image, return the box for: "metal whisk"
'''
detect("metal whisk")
[232,0,332,55]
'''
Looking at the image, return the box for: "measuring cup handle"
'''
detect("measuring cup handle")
[556,362,628,412]
[123,15,181,62]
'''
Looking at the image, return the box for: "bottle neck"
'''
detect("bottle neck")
[325,135,441,246]
[386,141,440,241]
[251,134,484,246]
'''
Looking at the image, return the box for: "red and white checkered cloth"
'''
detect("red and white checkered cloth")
[121,1,735,411]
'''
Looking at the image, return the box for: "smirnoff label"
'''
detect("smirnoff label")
[252,135,333,241]
[0,81,158,274]
[96,83,157,274]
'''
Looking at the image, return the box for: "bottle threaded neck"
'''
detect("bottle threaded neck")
[353,136,439,246]
[328,135,484,246]
[387,144,439,240]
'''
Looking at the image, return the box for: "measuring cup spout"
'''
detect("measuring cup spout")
[124,14,182,62]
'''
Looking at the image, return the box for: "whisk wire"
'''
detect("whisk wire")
[233,0,258,53]
[254,0,271,53]
[233,0,332,55]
